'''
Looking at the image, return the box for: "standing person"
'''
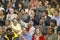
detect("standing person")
[32,28,44,40]
[20,27,32,40]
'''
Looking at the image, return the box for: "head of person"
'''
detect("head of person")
[30,9,35,20]
[22,27,27,35]
[18,2,23,9]
[0,27,3,35]
[0,10,4,16]
[27,21,33,28]
[2,0,6,3]
[13,18,18,26]
[42,10,48,17]
[39,1,43,6]
[48,28,55,35]
[21,9,25,15]
[55,4,60,10]
[46,28,54,35]
[48,4,52,9]
[5,20,10,26]
[7,2,12,8]
[50,19,57,27]
[54,10,59,17]
[34,28,41,35]
[9,8,14,14]
[6,28,13,36]
[39,17,45,25]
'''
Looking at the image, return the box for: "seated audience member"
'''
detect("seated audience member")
[0,27,4,40]
[21,9,30,23]
[20,27,32,40]
[0,10,5,26]
[46,4,55,17]
[4,28,19,40]
[52,10,60,26]
[6,8,18,21]
[42,10,51,26]
[45,28,58,40]
[39,17,46,35]
[11,18,22,35]
[3,20,11,31]
[32,28,44,40]
[50,19,57,34]
[26,21,35,35]
[58,31,60,40]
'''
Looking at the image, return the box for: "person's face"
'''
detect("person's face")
[7,2,12,8]
[22,28,27,34]
[46,28,50,34]
[50,22,55,27]
[18,4,22,8]
[48,5,51,9]
[5,22,10,26]
[0,29,3,35]
[0,11,4,15]
[13,19,18,25]
[56,5,60,9]
[39,17,45,25]
[55,11,59,17]
[42,12,47,17]
[46,28,52,35]
[2,0,6,3]
[9,8,14,14]
[39,1,43,6]
[21,10,25,14]
[27,22,32,27]
[35,29,40,34]
[7,30,12,35]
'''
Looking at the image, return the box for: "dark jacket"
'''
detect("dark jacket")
[45,16,51,26]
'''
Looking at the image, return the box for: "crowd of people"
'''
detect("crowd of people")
[0,0,60,40]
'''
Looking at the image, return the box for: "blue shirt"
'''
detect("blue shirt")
[24,33,32,40]
[52,16,60,26]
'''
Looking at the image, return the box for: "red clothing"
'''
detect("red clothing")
[32,35,44,40]
[26,27,31,32]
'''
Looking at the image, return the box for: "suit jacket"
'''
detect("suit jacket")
[45,16,51,26]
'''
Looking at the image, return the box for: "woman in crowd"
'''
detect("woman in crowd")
[32,28,44,40]
[6,8,18,21]
[11,18,22,35]
[0,10,5,26]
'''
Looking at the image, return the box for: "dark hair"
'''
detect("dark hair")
[18,2,23,9]
[50,28,55,33]
[5,20,10,23]
[50,19,57,26]
[6,28,12,32]
[43,10,48,15]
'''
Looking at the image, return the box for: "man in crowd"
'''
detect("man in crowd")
[20,27,32,40]
[4,28,19,40]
